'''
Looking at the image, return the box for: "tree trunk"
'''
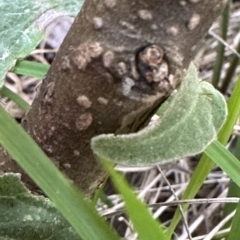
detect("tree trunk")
[1,0,228,195]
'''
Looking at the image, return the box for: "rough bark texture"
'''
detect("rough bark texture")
[1,0,228,195]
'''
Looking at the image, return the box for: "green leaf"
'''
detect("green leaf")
[205,140,240,189]
[0,85,30,111]
[0,173,81,240]
[0,0,84,87]
[11,60,50,79]
[102,161,169,240]
[228,203,240,240]
[204,141,240,239]
[167,75,240,236]
[223,136,240,223]
[0,105,119,240]
[91,63,227,166]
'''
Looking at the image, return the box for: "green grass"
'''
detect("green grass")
[167,75,240,237]
[0,104,119,240]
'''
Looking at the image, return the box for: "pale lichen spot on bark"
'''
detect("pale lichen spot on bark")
[76,95,92,109]
[122,77,135,96]
[47,129,54,137]
[103,50,115,68]
[45,145,53,154]
[119,20,136,31]
[97,97,109,105]
[153,61,169,82]
[76,113,93,131]
[63,163,71,169]
[103,0,116,8]
[70,42,103,70]
[60,56,71,70]
[46,82,55,96]
[116,62,127,75]
[189,0,200,3]
[168,74,174,86]
[167,26,179,37]
[187,13,201,31]
[158,77,174,93]
[138,9,153,20]
[88,42,103,58]
[151,24,158,30]
[44,82,55,103]
[93,17,103,30]
[32,126,42,144]
[191,45,197,52]
[179,1,187,6]
[73,150,80,156]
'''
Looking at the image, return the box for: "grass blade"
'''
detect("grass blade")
[223,136,240,223]
[102,160,169,240]
[167,75,240,237]
[205,140,240,188]
[11,60,50,79]
[0,86,30,110]
[204,139,240,240]
[227,201,240,240]
[0,105,119,240]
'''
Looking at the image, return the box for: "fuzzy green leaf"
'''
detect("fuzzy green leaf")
[0,0,84,87]
[91,63,228,166]
[0,173,81,240]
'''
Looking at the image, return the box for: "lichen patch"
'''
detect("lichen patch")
[116,62,127,76]
[179,1,187,6]
[73,150,80,156]
[119,20,135,31]
[167,26,179,36]
[44,82,55,103]
[76,113,93,130]
[104,0,116,8]
[93,17,103,29]
[63,163,71,169]
[187,13,201,31]
[152,61,169,82]
[138,9,153,20]
[189,0,200,3]
[151,24,158,30]
[76,95,92,108]
[70,42,103,70]
[97,97,108,105]
[122,77,135,96]
[88,42,103,58]
[60,56,70,70]
[103,51,115,68]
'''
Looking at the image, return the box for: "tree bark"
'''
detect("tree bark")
[1,0,228,195]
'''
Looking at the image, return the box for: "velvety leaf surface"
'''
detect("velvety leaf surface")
[0,173,81,240]
[0,0,84,87]
[92,63,228,166]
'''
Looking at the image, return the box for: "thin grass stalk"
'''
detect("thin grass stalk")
[212,2,230,88]
[0,86,30,110]
[222,136,240,226]
[220,40,240,93]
